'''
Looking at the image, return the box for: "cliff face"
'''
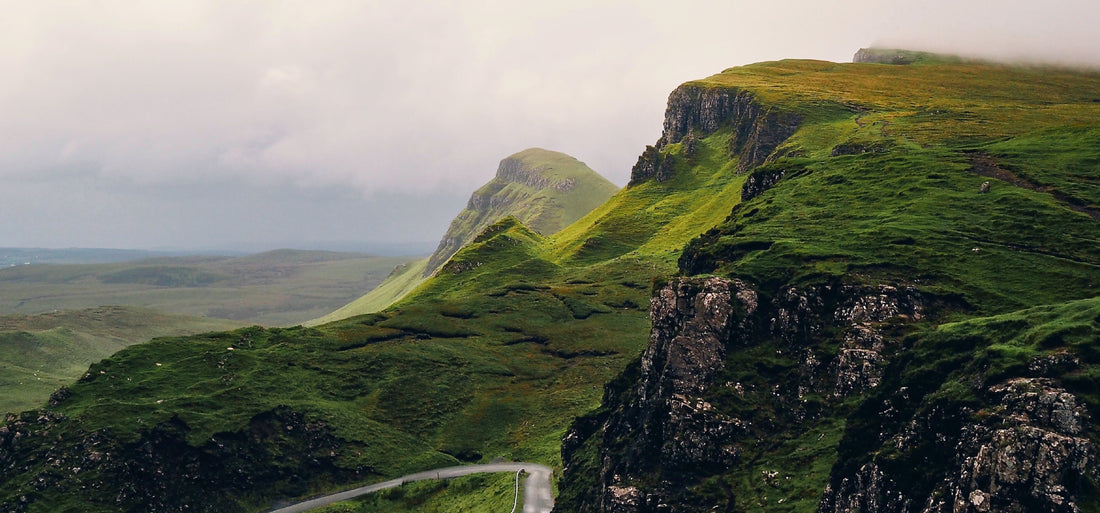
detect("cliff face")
[559,277,927,513]
[425,148,618,276]
[822,376,1096,513]
[629,85,799,185]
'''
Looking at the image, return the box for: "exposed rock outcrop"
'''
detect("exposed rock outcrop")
[661,86,800,172]
[820,378,1097,513]
[560,277,925,513]
[0,407,365,513]
[630,85,800,186]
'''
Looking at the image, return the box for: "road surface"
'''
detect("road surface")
[264,462,554,513]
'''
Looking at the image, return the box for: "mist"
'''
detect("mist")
[1,0,1097,251]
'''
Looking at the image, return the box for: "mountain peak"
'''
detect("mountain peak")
[425,149,618,276]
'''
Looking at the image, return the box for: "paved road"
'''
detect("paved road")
[265,462,554,513]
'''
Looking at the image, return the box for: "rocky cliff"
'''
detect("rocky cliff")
[559,55,1100,513]
[425,148,618,275]
[559,277,928,513]
[629,84,799,185]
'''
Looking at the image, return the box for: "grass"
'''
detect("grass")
[318,148,621,323]
[0,124,745,511]
[0,306,242,415]
[422,147,619,276]
[558,57,1100,512]
[308,258,430,325]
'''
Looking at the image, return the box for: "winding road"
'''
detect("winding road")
[264,462,554,513]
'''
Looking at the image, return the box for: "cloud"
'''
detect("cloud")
[0,0,1096,248]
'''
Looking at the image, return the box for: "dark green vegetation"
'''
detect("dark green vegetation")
[2,54,1099,512]
[0,249,412,326]
[0,307,242,415]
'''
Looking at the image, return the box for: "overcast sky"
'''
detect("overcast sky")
[1,0,1097,252]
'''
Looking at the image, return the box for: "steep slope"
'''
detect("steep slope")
[558,55,1100,512]
[310,148,620,324]
[0,307,242,415]
[424,148,620,276]
[308,258,430,326]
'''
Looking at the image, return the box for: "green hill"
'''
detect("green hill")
[558,56,1100,512]
[0,54,1098,513]
[424,148,620,276]
[310,148,620,324]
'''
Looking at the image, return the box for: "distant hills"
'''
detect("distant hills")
[0,247,181,267]
[0,249,412,326]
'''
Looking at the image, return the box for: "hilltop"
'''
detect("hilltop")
[559,55,1100,512]
[0,52,1098,513]
[424,148,620,276]
[311,148,619,324]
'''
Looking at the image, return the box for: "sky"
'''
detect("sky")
[1,0,1098,253]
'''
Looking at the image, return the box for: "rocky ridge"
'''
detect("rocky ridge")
[629,84,800,185]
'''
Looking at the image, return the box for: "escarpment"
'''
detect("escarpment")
[630,85,800,186]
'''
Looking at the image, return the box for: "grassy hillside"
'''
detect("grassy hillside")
[0,250,413,326]
[0,307,242,415]
[1,56,1098,513]
[0,139,741,513]
[308,258,430,326]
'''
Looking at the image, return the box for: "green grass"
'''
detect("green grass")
[308,258,430,325]
[311,472,519,513]
[557,56,1100,513]
[319,148,621,324]
[0,128,743,511]
[0,306,242,415]
[0,250,414,326]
